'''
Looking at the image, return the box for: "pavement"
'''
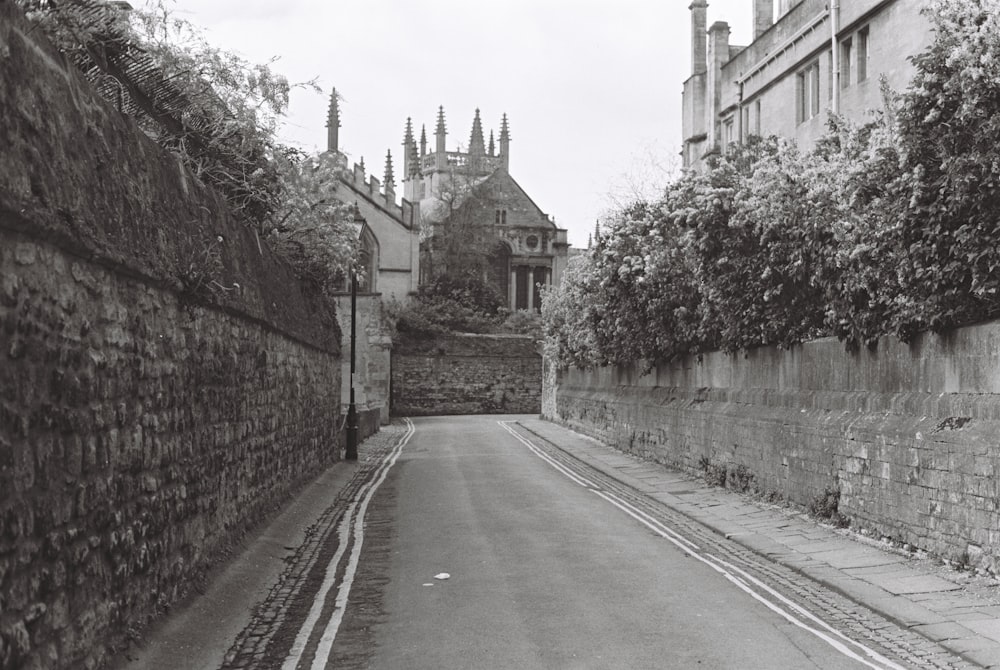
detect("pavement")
[517,417,1000,669]
[117,417,1000,669]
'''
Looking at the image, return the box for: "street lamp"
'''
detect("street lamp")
[344,212,370,461]
[346,268,359,460]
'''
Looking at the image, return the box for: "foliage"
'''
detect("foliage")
[421,169,507,285]
[887,0,1000,334]
[263,150,359,294]
[394,273,506,337]
[544,0,1000,369]
[17,0,299,227]
[540,253,603,368]
[18,0,357,295]
[498,309,543,339]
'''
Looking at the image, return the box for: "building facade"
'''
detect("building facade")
[402,107,570,312]
[682,0,933,171]
[325,90,422,426]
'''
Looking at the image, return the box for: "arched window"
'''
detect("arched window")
[357,226,379,293]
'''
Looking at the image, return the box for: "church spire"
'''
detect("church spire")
[326,88,341,153]
[434,106,447,170]
[408,142,420,177]
[383,149,395,194]
[420,124,427,157]
[401,117,414,178]
[469,108,486,157]
[488,130,495,157]
[499,113,511,171]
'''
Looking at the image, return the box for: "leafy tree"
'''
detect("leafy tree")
[264,150,360,294]
[420,169,509,304]
[540,253,604,368]
[887,0,1000,334]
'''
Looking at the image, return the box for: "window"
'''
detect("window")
[797,61,820,123]
[501,209,507,224]
[857,27,869,82]
[723,118,734,151]
[840,38,852,88]
[495,209,501,224]
[755,100,761,135]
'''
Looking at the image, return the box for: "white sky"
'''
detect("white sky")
[164,0,752,248]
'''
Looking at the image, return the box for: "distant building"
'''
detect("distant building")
[325,89,420,302]
[402,107,570,312]
[682,0,933,171]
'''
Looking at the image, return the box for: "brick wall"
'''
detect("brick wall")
[0,5,343,668]
[546,323,1000,573]
[392,334,541,416]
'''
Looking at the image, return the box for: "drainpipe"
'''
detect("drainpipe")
[830,0,840,115]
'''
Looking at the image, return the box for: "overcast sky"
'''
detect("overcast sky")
[165,0,753,248]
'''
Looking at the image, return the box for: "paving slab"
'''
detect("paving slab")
[880,575,963,596]
[963,619,1000,643]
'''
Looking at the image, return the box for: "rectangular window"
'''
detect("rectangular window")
[857,27,869,82]
[501,209,507,224]
[797,61,821,123]
[723,118,734,150]
[495,209,501,224]
[840,37,852,88]
[755,100,761,135]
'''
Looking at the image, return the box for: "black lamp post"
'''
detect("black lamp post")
[345,270,359,460]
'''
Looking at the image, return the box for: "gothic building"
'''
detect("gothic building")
[682,0,932,171]
[325,89,420,302]
[402,107,569,312]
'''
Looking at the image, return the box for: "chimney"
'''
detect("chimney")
[690,0,708,76]
[754,0,773,39]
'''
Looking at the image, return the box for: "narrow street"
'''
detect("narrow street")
[202,416,958,670]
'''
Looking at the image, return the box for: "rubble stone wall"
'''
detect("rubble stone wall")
[0,5,342,668]
[546,323,1000,572]
[392,334,541,416]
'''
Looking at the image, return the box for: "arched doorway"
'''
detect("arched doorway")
[489,241,512,307]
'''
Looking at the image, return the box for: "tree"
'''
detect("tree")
[419,168,507,312]
[264,150,360,294]
[886,0,1000,334]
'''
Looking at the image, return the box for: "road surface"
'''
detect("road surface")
[220,416,918,670]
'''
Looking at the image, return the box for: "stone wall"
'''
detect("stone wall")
[546,322,1000,573]
[392,334,541,416]
[334,294,392,426]
[0,5,343,668]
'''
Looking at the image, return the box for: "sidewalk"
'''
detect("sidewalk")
[111,427,404,670]
[518,418,1000,669]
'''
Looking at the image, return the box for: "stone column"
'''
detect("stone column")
[509,267,517,311]
[527,266,535,312]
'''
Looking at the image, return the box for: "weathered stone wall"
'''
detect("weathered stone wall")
[392,334,541,416]
[546,323,1000,573]
[0,5,342,668]
[334,294,392,426]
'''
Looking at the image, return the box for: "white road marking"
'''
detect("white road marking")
[501,421,907,670]
[499,420,596,489]
[282,418,416,670]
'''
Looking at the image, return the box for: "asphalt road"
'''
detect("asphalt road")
[315,416,874,670]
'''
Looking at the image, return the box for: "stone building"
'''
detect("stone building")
[324,90,421,427]
[402,107,570,312]
[682,0,933,171]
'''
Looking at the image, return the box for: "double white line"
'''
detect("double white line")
[283,418,415,670]
[500,421,907,670]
